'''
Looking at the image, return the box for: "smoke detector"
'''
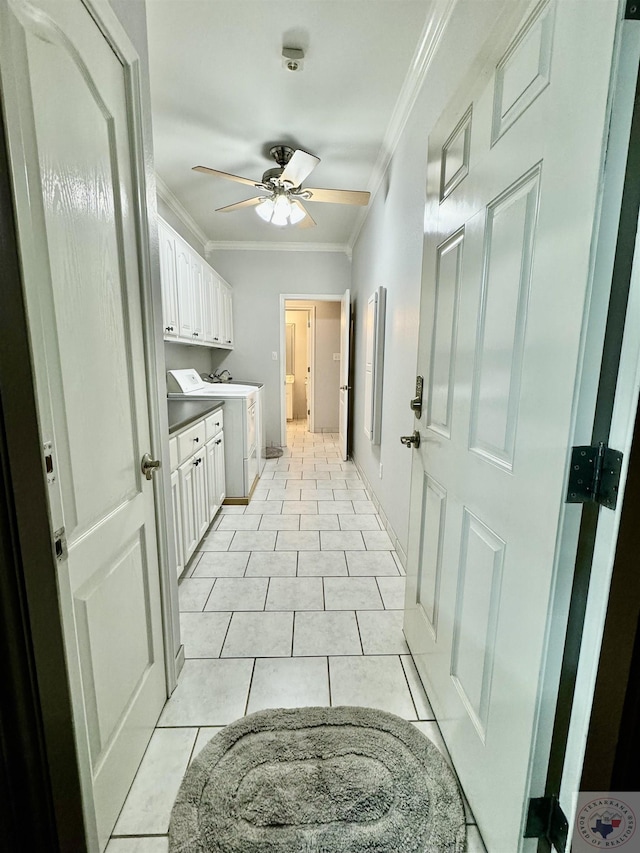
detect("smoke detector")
[282,46,304,72]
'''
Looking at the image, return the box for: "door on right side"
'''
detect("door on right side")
[403,2,620,850]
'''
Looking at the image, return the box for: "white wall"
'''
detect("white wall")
[349,0,514,559]
[207,249,350,445]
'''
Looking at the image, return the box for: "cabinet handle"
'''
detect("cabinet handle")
[214,337,219,341]
[215,439,222,445]
[165,325,174,332]
[193,332,199,338]
[194,436,200,443]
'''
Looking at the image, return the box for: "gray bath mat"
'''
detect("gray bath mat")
[169,705,466,852]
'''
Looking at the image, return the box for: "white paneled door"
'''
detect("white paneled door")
[403,2,619,851]
[338,289,351,461]
[0,0,166,850]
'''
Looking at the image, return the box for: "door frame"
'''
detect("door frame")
[0,0,178,847]
[538,17,640,831]
[283,306,313,429]
[279,293,341,447]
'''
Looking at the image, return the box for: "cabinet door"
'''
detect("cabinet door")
[190,253,204,343]
[158,221,179,337]
[193,448,209,539]
[215,277,228,346]
[223,283,234,347]
[204,437,218,522]
[176,242,193,339]
[178,455,199,562]
[214,433,226,507]
[203,267,217,344]
[170,468,184,578]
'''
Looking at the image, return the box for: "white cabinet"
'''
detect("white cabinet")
[176,241,193,339]
[178,448,207,564]
[170,468,184,578]
[203,267,219,345]
[170,407,225,573]
[159,220,179,338]
[204,411,225,520]
[220,280,234,347]
[205,432,225,519]
[190,254,204,343]
[158,216,233,350]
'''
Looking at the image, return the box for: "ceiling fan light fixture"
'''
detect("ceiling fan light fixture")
[289,202,306,225]
[255,197,275,222]
[271,193,291,227]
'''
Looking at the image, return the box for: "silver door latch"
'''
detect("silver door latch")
[410,376,423,418]
[141,453,161,480]
[400,431,420,449]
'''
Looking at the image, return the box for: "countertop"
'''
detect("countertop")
[167,399,224,435]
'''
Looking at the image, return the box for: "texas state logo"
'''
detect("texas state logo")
[574,796,636,849]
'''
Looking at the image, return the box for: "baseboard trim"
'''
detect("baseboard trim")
[351,456,407,570]
[175,644,185,682]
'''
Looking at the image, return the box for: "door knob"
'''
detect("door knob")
[340,385,352,391]
[400,431,421,449]
[141,453,161,480]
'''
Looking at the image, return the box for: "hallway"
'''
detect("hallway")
[105,422,485,852]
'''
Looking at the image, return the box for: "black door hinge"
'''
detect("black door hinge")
[524,796,569,852]
[625,1,640,20]
[566,442,623,510]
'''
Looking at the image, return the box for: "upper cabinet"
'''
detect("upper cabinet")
[158,217,234,350]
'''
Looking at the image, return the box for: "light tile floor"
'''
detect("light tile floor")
[106,421,486,853]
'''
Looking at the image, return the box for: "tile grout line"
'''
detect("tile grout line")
[399,654,421,721]
[200,577,217,612]
[243,658,257,716]
[353,610,365,655]
[218,610,235,658]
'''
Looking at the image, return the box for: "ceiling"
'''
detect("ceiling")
[146,0,433,249]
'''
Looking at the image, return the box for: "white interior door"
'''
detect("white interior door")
[403,2,619,851]
[0,0,167,849]
[338,289,351,460]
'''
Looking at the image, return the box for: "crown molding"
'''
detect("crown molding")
[206,240,351,258]
[348,0,458,251]
[155,174,210,249]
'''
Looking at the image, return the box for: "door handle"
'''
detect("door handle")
[340,385,352,391]
[141,453,161,480]
[400,431,421,449]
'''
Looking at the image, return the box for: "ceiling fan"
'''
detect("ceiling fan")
[193,145,370,228]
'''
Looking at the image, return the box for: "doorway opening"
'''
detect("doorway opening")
[280,295,343,448]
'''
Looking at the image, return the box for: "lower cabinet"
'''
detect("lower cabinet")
[179,449,207,565]
[170,469,185,579]
[205,432,226,520]
[170,409,225,574]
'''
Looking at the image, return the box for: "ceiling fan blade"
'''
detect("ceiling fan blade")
[292,200,316,229]
[302,187,370,206]
[193,165,259,188]
[280,149,320,187]
[215,197,265,213]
